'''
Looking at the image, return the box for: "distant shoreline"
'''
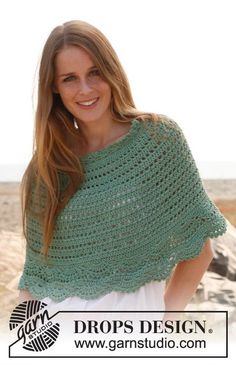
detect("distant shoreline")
[1,179,236,199]
[1,161,236,181]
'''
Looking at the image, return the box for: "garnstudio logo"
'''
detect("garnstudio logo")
[9,300,60,352]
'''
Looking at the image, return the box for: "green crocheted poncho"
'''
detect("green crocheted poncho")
[18,115,227,301]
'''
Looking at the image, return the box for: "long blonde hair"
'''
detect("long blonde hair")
[21,20,159,256]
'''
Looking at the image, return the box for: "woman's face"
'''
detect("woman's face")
[54,46,112,125]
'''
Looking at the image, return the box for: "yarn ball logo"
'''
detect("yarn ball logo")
[9,300,60,352]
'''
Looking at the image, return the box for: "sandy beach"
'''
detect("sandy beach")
[0,179,236,233]
[1,179,236,335]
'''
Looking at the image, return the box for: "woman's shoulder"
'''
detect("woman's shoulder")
[141,113,184,143]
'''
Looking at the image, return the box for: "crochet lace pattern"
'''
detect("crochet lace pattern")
[18,115,227,301]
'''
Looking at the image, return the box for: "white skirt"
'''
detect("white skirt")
[41,280,166,320]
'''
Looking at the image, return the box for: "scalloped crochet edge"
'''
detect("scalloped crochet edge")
[18,219,227,302]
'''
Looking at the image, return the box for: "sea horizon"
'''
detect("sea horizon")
[0,162,236,182]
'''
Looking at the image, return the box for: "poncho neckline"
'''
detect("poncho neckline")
[79,119,140,162]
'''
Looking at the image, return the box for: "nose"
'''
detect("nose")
[77,77,92,95]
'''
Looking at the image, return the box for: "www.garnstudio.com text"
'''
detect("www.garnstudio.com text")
[74,337,206,351]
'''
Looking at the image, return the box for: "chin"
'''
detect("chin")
[77,116,102,124]
[77,111,110,124]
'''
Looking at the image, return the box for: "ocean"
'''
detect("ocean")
[0,161,236,182]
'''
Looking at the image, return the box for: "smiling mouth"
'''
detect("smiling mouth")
[77,97,99,107]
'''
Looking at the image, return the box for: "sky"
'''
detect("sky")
[0,0,235,177]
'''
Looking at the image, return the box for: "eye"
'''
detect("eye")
[63,75,76,82]
[89,69,101,77]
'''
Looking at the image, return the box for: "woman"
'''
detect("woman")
[18,20,227,320]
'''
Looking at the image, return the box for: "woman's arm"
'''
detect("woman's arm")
[163,239,213,320]
[18,289,34,303]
